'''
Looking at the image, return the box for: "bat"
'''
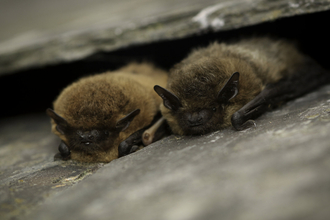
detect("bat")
[46,63,168,162]
[154,37,330,135]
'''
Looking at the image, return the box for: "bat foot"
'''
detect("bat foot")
[54,141,71,161]
[118,141,129,157]
[58,141,71,158]
[53,152,71,161]
[233,119,256,131]
[118,140,141,157]
[129,145,140,154]
[118,114,170,157]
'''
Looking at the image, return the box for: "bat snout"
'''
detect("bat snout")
[78,130,99,144]
[184,110,213,127]
[187,113,203,127]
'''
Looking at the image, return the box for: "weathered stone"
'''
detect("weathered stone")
[1,1,330,219]
[0,115,104,219]
[1,84,330,219]
[1,0,330,75]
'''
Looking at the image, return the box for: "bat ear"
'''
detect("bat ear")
[154,85,182,111]
[46,108,69,134]
[217,72,239,103]
[116,109,140,132]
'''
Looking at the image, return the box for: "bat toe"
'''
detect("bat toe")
[129,145,140,154]
[233,119,257,131]
[118,141,130,157]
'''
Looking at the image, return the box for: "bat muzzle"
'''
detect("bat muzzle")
[184,110,213,127]
[78,130,99,144]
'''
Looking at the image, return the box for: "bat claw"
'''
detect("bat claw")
[129,145,140,154]
[234,119,257,131]
[118,141,141,157]
[118,141,130,157]
[247,120,257,129]
[53,152,71,161]
[54,141,71,161]
[58,141,71,158]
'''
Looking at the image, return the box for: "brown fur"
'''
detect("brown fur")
[50,63,168,162]
[160,37,310,135]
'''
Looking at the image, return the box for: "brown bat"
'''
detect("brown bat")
[47,63,168,162]
[154,37,330,135]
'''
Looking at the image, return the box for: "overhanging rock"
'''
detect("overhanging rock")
[1,0,330,75]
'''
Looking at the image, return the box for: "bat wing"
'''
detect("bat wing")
[232,57,330,131]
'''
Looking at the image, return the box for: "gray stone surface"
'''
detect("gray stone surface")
[0,115,104,219]
[1,84,330,220]
[1,0,330,75]
[1,1,330,219]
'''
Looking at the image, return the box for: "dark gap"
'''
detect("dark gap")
[0,10,329,119]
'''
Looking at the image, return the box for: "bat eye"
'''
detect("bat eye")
[212,107,217,112]
[104,131,109,135]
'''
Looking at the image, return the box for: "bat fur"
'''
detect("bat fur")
[154,37,330,135]
[47,63,168,162]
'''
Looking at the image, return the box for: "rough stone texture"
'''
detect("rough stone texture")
[0,115,103,219]
[1,0,330,75]
[1,84,330,220]
[1,1,330,219]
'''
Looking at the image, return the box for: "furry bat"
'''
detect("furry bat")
[47,63,168,162]
[154,37,330,135]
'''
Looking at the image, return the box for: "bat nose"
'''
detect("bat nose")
[79,130,98,144]
[187,113,203,126]
[187,120,203,127]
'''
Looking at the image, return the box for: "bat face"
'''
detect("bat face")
[64,128,114,154]
[47,107,140,162]
[169,105,219,135]
[154,72,239,135]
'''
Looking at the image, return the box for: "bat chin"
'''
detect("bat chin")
[74,142,100,153]
[183,124,212,135]
[81,141,93,146]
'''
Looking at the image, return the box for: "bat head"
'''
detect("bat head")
[154,72,239,135]
[46,108,140,161]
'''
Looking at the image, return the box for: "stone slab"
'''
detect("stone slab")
[1,84,329,219]
[1,0,330,75]
[0,115,103,219]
